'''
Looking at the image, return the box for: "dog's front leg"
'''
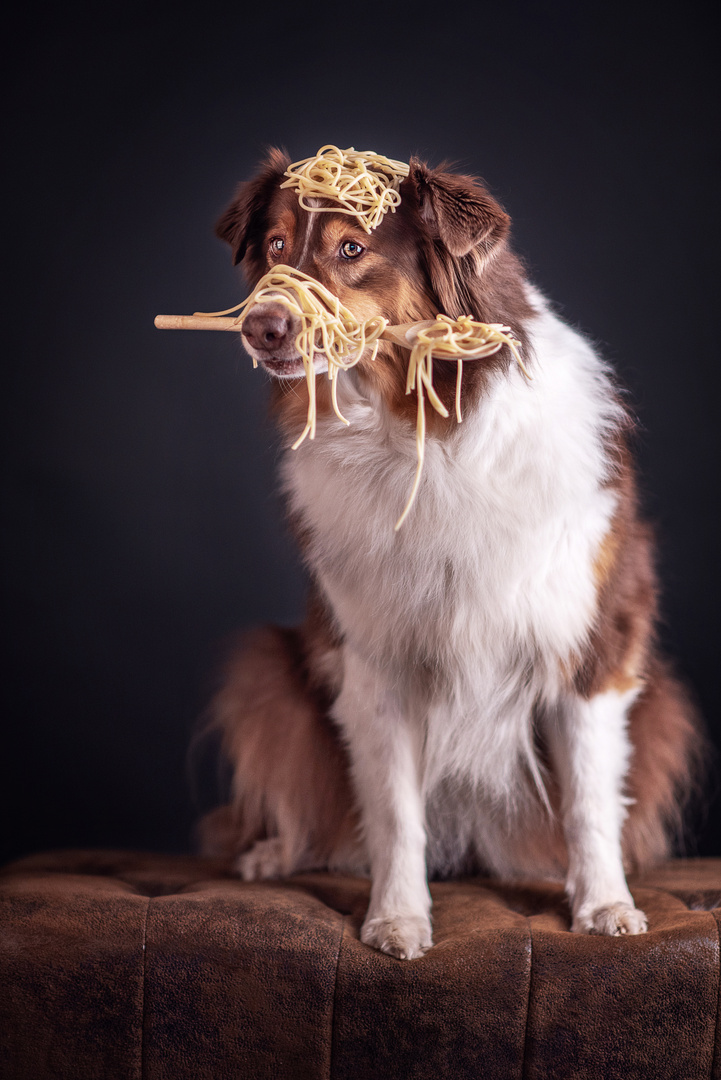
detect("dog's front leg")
[550,687,648,936]
[333,647,431,959]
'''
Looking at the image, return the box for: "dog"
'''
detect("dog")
[198,147,700,959]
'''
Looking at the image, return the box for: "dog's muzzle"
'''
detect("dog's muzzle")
[241,301,311,378]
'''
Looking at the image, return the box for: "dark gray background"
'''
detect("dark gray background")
[3,0,719,864]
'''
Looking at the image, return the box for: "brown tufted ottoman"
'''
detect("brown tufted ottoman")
[1,851,720,1079]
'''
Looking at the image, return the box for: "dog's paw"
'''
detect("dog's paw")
[572,902,648,936]
[235,838,287,881]
[360,913,433,960]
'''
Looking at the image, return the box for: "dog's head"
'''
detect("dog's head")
[216,148,531,419]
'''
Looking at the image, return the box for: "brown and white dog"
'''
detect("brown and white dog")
[199,148,700,959]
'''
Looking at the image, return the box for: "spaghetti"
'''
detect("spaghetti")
[190,274,528,529]
[194,265,387,449]
[395,315,527,530]
[280,145,410,233]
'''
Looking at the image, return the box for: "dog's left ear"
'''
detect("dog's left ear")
[215,147,290,266]
[406,160,510,259]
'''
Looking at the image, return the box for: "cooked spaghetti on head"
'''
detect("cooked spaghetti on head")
[280,145,410,233]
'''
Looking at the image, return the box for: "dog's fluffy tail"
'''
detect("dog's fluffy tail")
[623,655,708,868]
[196,626,365,877]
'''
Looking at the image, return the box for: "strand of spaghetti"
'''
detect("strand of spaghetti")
[192,300,247,317]
[395,368,427,532]
[292,340,317,448]
[395,340,449,530]
[455,360,464,423]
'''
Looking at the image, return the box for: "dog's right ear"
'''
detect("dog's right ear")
[406,159,510,260]
[215,148,290,266]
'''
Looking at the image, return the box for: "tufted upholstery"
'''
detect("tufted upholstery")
[2,850,721,1079]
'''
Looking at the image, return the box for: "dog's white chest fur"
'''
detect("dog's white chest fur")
[282,296,623,807]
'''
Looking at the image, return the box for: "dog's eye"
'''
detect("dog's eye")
[269,237,285,257]
[340,240,364,260]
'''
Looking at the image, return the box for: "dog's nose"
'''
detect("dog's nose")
[242,305,292,351]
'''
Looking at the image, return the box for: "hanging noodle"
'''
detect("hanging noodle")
[395,315,528,530]
[194,265,387,449]
[280,145,410,233]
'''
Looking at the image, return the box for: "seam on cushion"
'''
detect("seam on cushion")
[139,897,151,1080]
[519,917,534,1080]
[710,911,721,1080]
[328,915,345,1080]
[633,876,721,1078]
[633,882,704,907]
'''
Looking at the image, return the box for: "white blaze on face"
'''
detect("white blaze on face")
[292,197,324,271]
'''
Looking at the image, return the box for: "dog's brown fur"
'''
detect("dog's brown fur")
[200,149,703,881]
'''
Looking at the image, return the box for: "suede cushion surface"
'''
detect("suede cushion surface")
[1,850,720,1079]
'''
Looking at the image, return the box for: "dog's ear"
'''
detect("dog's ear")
[406,159,510,259]
[215,147,290,266]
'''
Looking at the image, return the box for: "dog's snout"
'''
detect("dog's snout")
[242,305,292,351]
